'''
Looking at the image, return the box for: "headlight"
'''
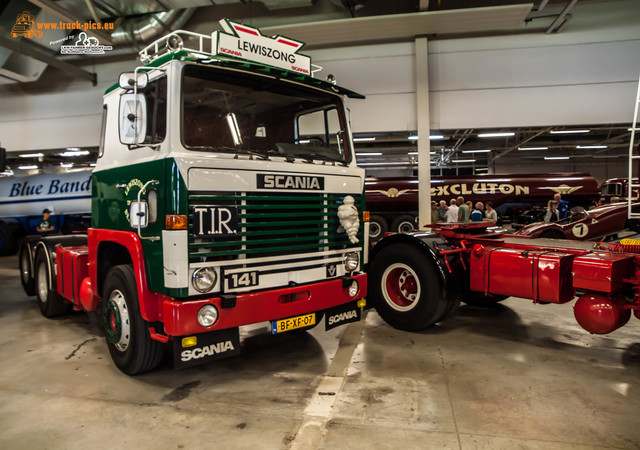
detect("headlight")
[197,305,218,327]
[348,280,359,298]
[344,252,359,272]
[192,267,217,293]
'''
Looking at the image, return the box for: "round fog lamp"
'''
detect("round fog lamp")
[197,305,218,327]
[344,252,359,272]
[192,267,217,293]
[348,280,359,298]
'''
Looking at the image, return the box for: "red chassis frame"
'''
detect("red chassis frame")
[55,229,367,338]
[434,223,640,332]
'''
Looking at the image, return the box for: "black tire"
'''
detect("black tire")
[391,215,416,234]
[369,243,448,331]
[369,215,389,242]
[462,292,507,307]
[103,264,163,375]
[0,223,19,256]
[19,241,36,296]
[539,229,565,239]
[34,248,69,317]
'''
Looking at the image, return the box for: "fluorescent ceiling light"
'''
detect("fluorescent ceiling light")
[451,159,476,163]
[429,135,444,140]
[478,132,514,138]
[408,151,436,155]
[518,146,548,151]
[576,145,607,149]
[60,163,74,168]
[359,162,416,166]
[353,137,376,142]
[90,163,96,167]
[19,153,44,158]
[66,147,80,151]
[462,149,491,153]
[550,129,590,134]
[476,168,489,171]
[544,156,570,160]
[356,152,382,156]
[408,135,419,141]
[629,128,639,131]
[60,150,90,157]
[298,139,310,144]
[18,165,38,170]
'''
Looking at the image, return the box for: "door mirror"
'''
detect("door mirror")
[119,72,148,90]
[119,93,147,145]
[129,201,148,228]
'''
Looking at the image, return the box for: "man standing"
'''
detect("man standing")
[554,193,569,219]
[470,202,484,222]
[445,199,459,223]
[38,209,54,233]
[457,196,470,222]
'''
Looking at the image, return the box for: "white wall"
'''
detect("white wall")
[0,0,638,152]
[0,59,131,151]
[310,0,640,132]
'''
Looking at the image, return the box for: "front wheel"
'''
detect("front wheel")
[369,243,448,331]
[103,264,163,375]
[391,215,416,234]
[369,215,389,242]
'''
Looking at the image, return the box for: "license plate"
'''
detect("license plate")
[272,313,316,334]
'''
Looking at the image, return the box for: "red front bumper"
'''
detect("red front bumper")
[161,273,367,336]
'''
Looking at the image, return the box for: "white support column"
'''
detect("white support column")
[415,37,431,228]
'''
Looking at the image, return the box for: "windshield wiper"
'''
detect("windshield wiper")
[292,152,347,166]
[205,146,271,161]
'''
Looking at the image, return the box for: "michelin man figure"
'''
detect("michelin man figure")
[338,195,359,244]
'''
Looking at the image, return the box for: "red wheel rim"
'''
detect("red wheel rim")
[381,263,421,311]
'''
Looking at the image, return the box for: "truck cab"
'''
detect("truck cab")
[23,21,369,375]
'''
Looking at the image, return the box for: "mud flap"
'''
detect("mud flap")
[173,328,240,369]
[325,300,362,331]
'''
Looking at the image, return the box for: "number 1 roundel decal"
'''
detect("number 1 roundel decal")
[572,223,589,238]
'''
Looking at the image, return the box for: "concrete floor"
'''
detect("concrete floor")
[1,254,639,450]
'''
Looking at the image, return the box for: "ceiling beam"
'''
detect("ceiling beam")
[0,36,97,85]
[262,4,533,48]
[28,0,114,45]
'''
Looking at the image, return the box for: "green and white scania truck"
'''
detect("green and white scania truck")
[19,19,369,375]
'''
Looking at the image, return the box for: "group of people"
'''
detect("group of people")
[431,196,498,224]
[544,193,569,222]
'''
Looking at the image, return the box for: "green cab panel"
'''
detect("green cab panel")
[92,157,188,296]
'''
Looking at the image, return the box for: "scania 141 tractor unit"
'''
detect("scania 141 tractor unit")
[19,20,368,375]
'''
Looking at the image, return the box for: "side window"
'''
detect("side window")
[140,76,167,145]
[297,107,341,145]
[98,104,107,158]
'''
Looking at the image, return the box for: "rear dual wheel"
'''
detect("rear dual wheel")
[19,241,35,296]
[34,249,69,317]
[369,243,455,331]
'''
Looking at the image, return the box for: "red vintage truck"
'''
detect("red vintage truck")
[365,173,599,239]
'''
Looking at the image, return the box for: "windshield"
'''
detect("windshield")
[601,183,622,197]
[181,65,351,164]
